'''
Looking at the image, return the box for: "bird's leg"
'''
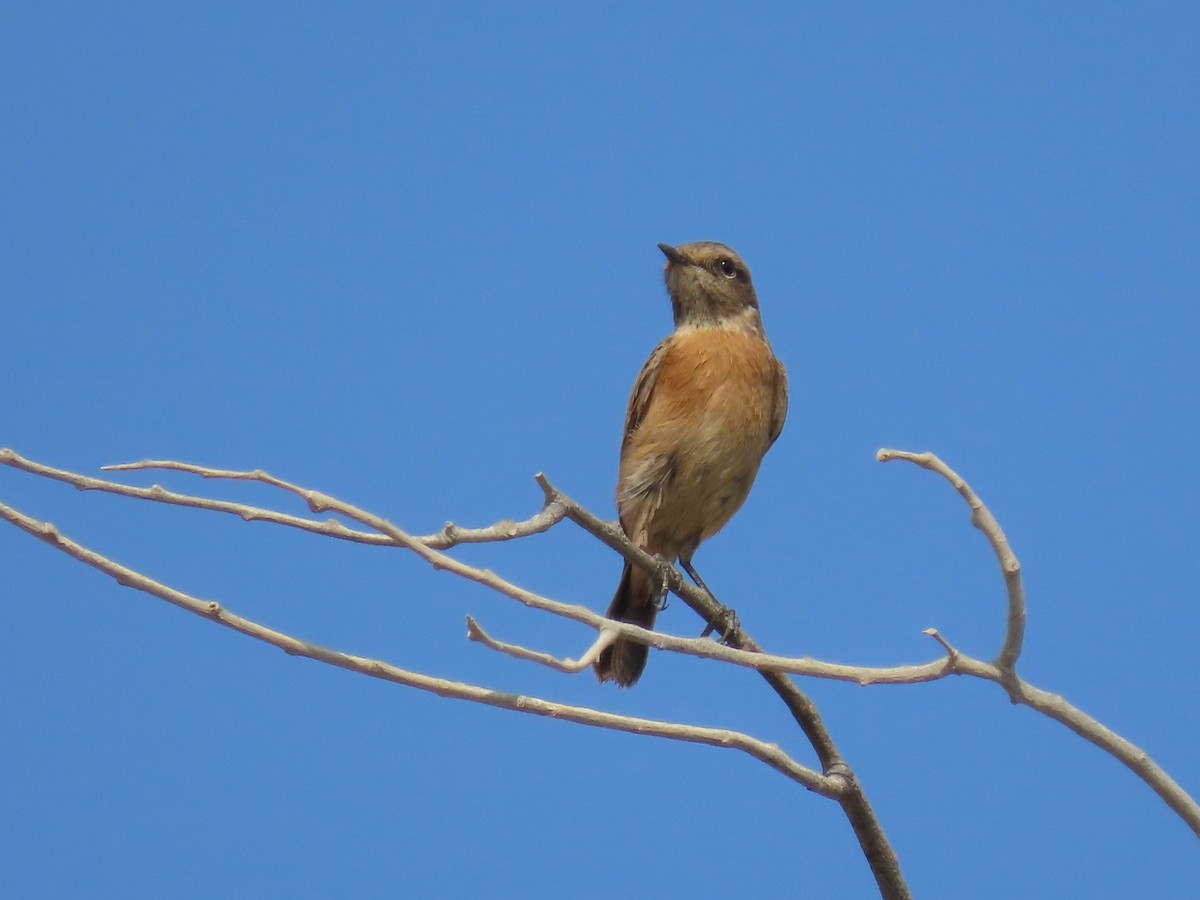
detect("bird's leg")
[704,607,741,642]
[654,556,671,612]
[679,556,714,598]
[679,554,740,641]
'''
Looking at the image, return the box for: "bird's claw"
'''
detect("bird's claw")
[700,606,740,641]
[654,576,670,612]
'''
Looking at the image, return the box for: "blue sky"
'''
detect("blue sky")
[2,4,1197,897]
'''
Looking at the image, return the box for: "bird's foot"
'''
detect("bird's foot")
[654,562,671,612]
[700,605,740,642]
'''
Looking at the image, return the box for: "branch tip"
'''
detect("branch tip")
[923,628,959,659]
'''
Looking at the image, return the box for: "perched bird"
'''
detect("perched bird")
[594,241,788,687]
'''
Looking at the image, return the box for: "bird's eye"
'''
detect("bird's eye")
[718,258,738,279]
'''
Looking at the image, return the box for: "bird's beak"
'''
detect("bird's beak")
[657,242,689,265]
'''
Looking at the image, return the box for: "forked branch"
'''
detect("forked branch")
[0,494,833,795]
[5,445,1198,888]
[876,447,1199,837]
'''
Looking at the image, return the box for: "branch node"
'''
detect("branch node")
[823,762,854,794]
[305,491,333,513]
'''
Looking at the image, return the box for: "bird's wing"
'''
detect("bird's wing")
[615,336,676,541]
[621,336,672,453]
[769,356,788,446]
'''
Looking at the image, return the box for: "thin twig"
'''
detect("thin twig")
[467,616,618,673]
[469,614,964,684]
[0,449,566,550]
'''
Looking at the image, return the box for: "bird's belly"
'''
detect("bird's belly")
[632,407,772,556]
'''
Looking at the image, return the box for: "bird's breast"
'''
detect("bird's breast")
[618,327,784,553]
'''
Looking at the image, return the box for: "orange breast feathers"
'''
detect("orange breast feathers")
[647,328,782,440]
[616,327,787,554]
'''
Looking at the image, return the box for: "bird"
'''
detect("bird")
[594,241,788,687]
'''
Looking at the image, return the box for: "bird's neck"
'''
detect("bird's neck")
[673,304,765,338]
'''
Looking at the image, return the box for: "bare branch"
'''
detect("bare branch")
[95,456,940,686]
[533,472,908,898]
[922,627,959,661]
[54,457,808,673]
[0,495,834,796]
[467,616,618,673]
[0,448,961,685]
[9,446,1198,843]
[878,448,1200,838]
[24,449,1197,875]
[417,509,567,549]
[877,448,1025,674]
[6,451,910,899]
[470,612,963,685]
[0,449,564,550]
[1007,680,1200,833]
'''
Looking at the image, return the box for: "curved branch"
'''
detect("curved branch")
[467,616,618,673]
[877,448,1025,674]
[878,448,1199,837]
[0,495,833,796]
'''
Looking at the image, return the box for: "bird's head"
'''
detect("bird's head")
[657,241,763,334]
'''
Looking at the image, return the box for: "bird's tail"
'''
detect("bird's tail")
[594,560,659,687]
